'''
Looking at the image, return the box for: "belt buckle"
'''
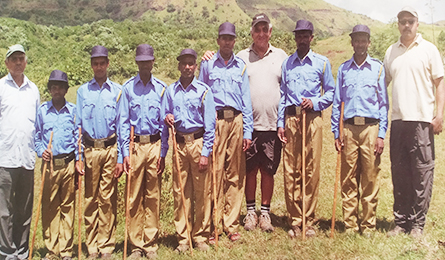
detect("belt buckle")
[54,158,65,167]
[223,110,234,119]
[295,106,302,115]
[354,117,365,126]
[183,133,194,143]
[140,135,151,144]
[94,140,105,149]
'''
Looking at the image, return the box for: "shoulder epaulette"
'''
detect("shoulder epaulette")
[116,90,122,103]
[241,64,247,76]
[160,86,166,98]
[201,89,209,105]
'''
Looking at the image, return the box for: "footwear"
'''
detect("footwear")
[305,226,316,238]
[175,244,190,253]
[101,253,112,260]
[128,250,143,260]
[259,213,274,232]
[42,254,59,260]
[387,225,406,237]
[288,225,302,239]
[243,211,258,231]
[228,232,241,242]
[145,251,157,259]
[410,228,423,239]
[195,242,209,251]
[87,253,99,260]
[61,257,73,260]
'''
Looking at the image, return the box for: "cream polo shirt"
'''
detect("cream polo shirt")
[0,73,40,170]
[237,44,288,131]
[384,33,444,122]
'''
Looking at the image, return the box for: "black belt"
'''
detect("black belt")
[134,133,161,143]
[52,151,75,167]
[285,105,321,116]
[217,107,241,120]
[176,129,204,143]
[84,134,116,149]
[345,117,379,126]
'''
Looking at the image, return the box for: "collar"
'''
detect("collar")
[91,77,111,89]
[135,73,153,87]
[397,33,422,48]
[290,49,313,64]
[6,73,29,89]
[175,77,198,92]
[216,50,235,65]
[47,100,71,114]
[248,43,273,57]
[346,54,372,70]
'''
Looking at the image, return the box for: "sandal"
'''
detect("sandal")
[228,232,241,242]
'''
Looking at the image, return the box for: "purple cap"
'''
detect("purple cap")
[349,24,370,37]
[47,69,69,88]
[293,20,314,33]
[398,6,418,19]
[90,45,108,58]
[135,44,154,61]
[252,13,270,27]
[218,22,236,37]
[177,48,197,61]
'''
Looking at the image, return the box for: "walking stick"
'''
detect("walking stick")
[29,131,53,260]
[77,127,83,259]
[301,110,307,241]
[170,126,194,255]
[330,102,345,238]
[123,126,134,260]
[212,135,219,248]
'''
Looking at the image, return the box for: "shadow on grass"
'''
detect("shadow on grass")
[114,233,178,255]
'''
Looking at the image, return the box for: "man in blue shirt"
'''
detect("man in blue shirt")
[163,48,215,252]
[35,70,77,260]
[199,22,253,242]
[277,20,335,238]
[75,46,122,259]
[331,25,388,236]
[118,44,167,260]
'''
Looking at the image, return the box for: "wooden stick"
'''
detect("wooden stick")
[78,127,83,259]
[212,135,218,248]
[29,131,53,260]
[301,110,306,241]
[170,126,194,255]
[123,126,134,260]
[330,102,345,238]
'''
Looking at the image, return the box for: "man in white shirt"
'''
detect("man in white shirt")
[0,44,40,260]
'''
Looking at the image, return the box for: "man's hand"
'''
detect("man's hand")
[202,50,215,61]
[114,163,124,178]
[243,139,252,152]
[431,116,443,135]
[301,98,314,110]
[75,160,84,175]
[123,156,131,174]
[198,156,208,172]
[165,114,175,128]
[374,137,384,155]
[278,127,287,144]
[157,157,165,175]
[334,138,344,152]
[42,148,52,162]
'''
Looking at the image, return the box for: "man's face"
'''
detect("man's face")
[49,83,68,101]
[398,12,418,41]
[91,57,109,79]
[217,35,236,56]
[136,60,154,75]
[251,22,271,47]
[295,30,313,52]
[351,33,370,56]
[178,56,197,80]
[5,52,27,76]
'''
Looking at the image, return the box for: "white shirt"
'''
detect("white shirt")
[0,73,40,170]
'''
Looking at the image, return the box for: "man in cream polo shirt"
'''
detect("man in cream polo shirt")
[384,6,445,238]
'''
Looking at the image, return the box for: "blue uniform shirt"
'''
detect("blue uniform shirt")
[198,51,253,140]
[331,55,389,139]
[161,78,216,157]
[118,74,168,158]
[277,49,335,128]
[35,100,77,157]
[76,78,122,163]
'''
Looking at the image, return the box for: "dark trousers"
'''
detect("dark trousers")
[0,167,34,260]
[390,121,434,230]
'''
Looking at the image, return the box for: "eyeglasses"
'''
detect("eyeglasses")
[398,19,416,25]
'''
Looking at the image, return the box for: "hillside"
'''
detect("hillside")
[0,0,382,37]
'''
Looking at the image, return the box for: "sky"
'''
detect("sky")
[323,0,445,24]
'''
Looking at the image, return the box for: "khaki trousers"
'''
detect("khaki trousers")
[341,123,380,232]
[41,159,75,258]
[128,141,161,253]
[84,145,117,255]
[172,137,211,245]
[283,112,322,227]
[213,114,245,234]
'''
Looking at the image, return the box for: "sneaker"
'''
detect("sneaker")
[305,226,316,238]
[145,251,157,259]
[175,244,190,253]
[195,242,209,251]
[259,213,274,232]
[128,250,143,260]
[243,211,258,231]
[387,225,406,237]
[61,257,73,260]
[288,225,302,239]
[410,228,423,239]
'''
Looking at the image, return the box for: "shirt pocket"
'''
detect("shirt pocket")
[147,98,161,126]
[185,97,202,123]
[130,99,141,124]
[103,100,117,125]
[362,78,378,105]
[285,72,300,93]
[228,74,242,95]
[82,102,95,119]
[344,78,355,100]
[209,72,222,94]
